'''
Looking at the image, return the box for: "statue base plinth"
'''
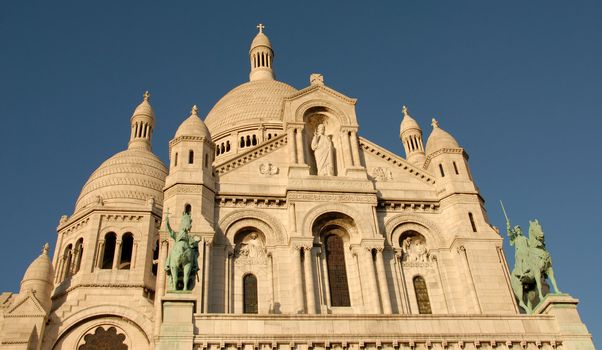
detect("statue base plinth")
[288,164,310,177]
[156,293,196,350]
[345,166,367,179]
[534,293,594,350]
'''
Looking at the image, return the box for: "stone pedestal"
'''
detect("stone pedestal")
[534,294,595,350]
[155,292,196,350]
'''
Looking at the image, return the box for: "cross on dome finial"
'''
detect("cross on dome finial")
[42,243,49,255]
[402,105,409,116]
[257,23,265,33]
[143,91,150,101]
[431,117,439,128]
[191,105,198,115]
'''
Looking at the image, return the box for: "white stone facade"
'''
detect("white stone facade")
[0,26,594,350]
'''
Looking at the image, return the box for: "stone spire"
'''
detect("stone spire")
[399,105,426,166]
[249,23,275,81]
[128,91,156,151]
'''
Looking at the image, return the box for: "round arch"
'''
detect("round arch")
[218,209,287,246]
[384,214,443,249]
[303,203,374,243]
[293,99,353,126]
[50,305,152,349]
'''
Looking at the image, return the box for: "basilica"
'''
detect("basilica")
[0,26,594,350]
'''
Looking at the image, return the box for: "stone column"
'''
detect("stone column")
[202,242,212,313]
[303,246,317,314]
[350,131,361,166]
[267,251,274,313]
[296,127,305,165]
[341,129,353,168]
[394,249,410,314]
[320,249,331,307]
[458,246,482,313]
[195,238,205,314]
[293,246,304,313]
[96,242,105,269]
[131,242,138,269]
[375,248,392,314]
[224,248,231,313]
[154,239,169,338]
[112,240,122,270]
[363,247,382,313]
[288,128,298,164]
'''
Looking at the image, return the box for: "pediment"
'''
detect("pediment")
[285,84,357,106]
[359,137,436,187]
[6,291,46,316]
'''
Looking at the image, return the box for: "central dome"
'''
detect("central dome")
[204,80,297,137]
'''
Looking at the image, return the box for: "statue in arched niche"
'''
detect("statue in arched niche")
[401,234,428,262]
[311,124,334,176]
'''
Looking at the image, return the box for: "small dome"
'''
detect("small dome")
[204,80,297,137]
[399,106,421,135]
[20,244,53,294]
[425,118,460,155]
[250,32,272,50]
[175,106,211,141]
[74,149,167,213]
[131,92,155,120]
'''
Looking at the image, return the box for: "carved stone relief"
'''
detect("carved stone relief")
[401,235,428,263]
[259,163,279,175]
[371,167,393,181]
[234,231,267,265]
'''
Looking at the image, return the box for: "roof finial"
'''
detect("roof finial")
[42,243,49,255]
[257,23,265,33]
[191,105,198,116]
[143,91,150,101]
[431,117,439,128]
[402,105,409,117]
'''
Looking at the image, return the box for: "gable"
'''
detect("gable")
[6,292,46,317]
[359,137,436,191]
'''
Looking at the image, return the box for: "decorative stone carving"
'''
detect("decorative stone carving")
[371,167,393,181]
[235,232,266,265]
[259,163,279,175]
[311,124,334,176]
[401,235,428,262]
[79,326,127,350]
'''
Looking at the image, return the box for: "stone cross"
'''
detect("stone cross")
[143,91,150,101]
[257,23,265,33]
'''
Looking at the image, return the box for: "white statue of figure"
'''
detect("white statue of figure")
[237,233,264,259]
[402,236,428,262]
[311,124,334,176]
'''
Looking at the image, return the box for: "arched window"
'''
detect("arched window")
[101,232,116,269]
[252,134,257,146]
[73,238,84,275]
[246,135,251,147]
[240,136,245,148]
[325,234,351,307]
[174,152,178,166]
[152,239,159,276]
[204,153,208,168]
[226,141,231,152]
[439,164,445,177]
[468,212,477,232]
[62,244,73,280]
[188,150,194,164]
[243,274,258,314]
[453,161,460,175]
[119,233,134,270]
[413,276,432,314]
[184,204,192,215]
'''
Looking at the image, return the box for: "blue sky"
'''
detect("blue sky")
[0,0,600,341]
